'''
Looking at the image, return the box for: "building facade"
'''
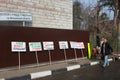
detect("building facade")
[0,0,73,29]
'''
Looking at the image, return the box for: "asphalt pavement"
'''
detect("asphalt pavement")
[0,57,90,80]
[33,59,120,80]
[0,54,120,80]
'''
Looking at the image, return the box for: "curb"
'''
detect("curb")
[1,57,120,80]
[5,75,31,80]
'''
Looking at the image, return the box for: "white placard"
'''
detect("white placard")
[0,12,32,21]
[11,42,26,52]
[70,41,85,49]
[29,42,42,52]
[43,42,54,50]
[59,41,69,49]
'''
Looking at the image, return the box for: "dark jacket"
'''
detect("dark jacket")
[101,42,113,55]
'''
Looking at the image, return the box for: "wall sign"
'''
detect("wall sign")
[0,12,32,21]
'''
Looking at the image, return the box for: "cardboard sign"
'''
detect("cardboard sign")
[70,41,85,49]
[11,42,26,52]
[29,42,42,51]
[59,41,69,49]
[43,42,54,50]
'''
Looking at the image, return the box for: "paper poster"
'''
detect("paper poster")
[11,42,26,52]
[70,41,85,49]
[29,42,42,51]
[43,42,54,50]
[59,41,69,49]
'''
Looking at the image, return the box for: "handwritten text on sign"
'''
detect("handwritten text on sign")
[43,42,54,50]
[59,41,69,49]
[70,41,85,49]
[11,42,26,52]
[29,42,42,51]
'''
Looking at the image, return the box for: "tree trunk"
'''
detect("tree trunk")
[114,0,118,28]
[114,0,120,53]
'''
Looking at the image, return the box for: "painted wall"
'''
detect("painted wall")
[0,26,89,68]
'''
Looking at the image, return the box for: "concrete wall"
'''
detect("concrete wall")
[0,0,73,29]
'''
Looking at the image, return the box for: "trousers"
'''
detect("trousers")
[103,55,109,67]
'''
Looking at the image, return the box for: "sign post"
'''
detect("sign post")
[81,49,84,57]
[63,49,67,62]
[43,42,54,65]
[48,50,52,65]
[70,41,85,61]
[74,48,78,61]
[29,42,42,66]
[11,42,26,70]
[18,51,21,70]
[59,41,69,62]
[35,51,39,66]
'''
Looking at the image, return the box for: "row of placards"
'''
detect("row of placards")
[11,41,85,52]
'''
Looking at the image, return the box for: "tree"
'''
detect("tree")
[73,0,116,48]
[98,0,120,27]
[100,12,109,20]
[73,1,94,30]
[98,0,120,51]
[73,1,83,30]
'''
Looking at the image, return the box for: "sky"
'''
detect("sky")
[79,0,97,8]
[73,0,114,20]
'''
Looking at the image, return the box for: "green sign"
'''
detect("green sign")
[29,42,42,51]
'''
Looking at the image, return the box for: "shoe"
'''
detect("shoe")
[102,65,106,68]
[107,64,109,67]
[107,63,109,66]
[101,65,105,68]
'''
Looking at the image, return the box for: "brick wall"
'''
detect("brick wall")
[0,0,73,29]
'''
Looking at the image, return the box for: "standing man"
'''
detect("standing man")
[101,38,113,68]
